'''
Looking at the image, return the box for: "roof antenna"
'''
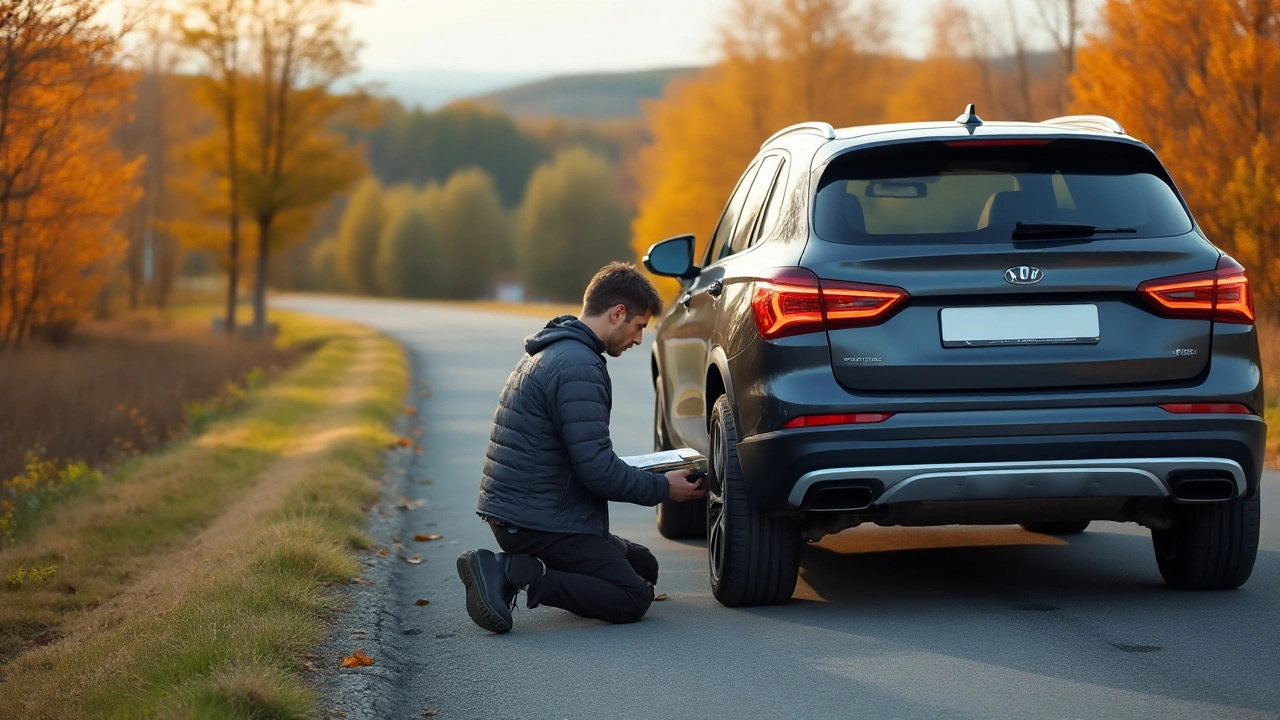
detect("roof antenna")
[955,103,983,126]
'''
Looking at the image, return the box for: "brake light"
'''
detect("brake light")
[783,413,894,429]
[1159,403,1255,415]
[751,268,909,340]
[942,139,1055,147]
[1137,256,1254,325]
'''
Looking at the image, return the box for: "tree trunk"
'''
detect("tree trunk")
[226,215,239,333]
[253,214,271,333]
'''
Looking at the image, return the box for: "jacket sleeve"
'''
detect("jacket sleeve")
[548,360,670,506]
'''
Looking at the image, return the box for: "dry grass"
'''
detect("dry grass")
[1256,316,1280,467]
[0,313,407,718]
[0,313,301,483]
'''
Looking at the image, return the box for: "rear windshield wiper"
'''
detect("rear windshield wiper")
[1012,222,1138,240]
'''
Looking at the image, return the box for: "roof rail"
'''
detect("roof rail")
[760,121,836,149]
[1041,114,1126,135]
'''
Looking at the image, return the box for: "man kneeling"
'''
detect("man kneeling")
[457,262,705,633]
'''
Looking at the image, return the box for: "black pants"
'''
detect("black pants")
[489,522,658,624]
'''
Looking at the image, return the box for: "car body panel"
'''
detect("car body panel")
[647,116,1265,530]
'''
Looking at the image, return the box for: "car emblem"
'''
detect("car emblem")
[1004,265,1043,285]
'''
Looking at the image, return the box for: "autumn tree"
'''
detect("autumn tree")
[632,0,897,298]
[0,0,141,348]
[885,1,992,121]
[117,17,195,310]
[240,0,364,334]
[177,0,250,332]
[334,176,383,293]
[1073,0,1280,308]
[519,148,631,302]
[1033,0,1083,113]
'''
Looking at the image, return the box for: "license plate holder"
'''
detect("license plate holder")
[940,304,1100,348]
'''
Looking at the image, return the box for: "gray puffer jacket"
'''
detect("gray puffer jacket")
[477,315,669,535]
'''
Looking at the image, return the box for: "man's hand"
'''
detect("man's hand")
[666,468,707,502]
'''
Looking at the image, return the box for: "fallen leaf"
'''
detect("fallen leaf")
[422,711,439,718]
[653,593,668,601]
[340,649,373,668]
[395,437,412,447]
[411,427,425,438]
[376,548,390,557]
[415,598,431,606]
[350,576,375,585]
[414,533,443,542]
[404,406,418,416]
[403,554,423,564]
[413,444,424,454]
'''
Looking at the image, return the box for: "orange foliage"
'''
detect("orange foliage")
[631,0,897,299]
[1073,0,1280,309]
[0,1,140,348]
[631,0,1073,298]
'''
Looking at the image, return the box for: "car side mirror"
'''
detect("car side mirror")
[643,234,698,278]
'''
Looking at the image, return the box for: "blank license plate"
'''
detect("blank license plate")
[941,305,1099,348]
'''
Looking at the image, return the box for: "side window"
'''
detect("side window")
[725,155,783,258]
[704,162,760,267]
[753,159,789,246]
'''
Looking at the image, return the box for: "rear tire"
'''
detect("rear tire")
[654,381,706,539]
[1152,490,1260,590]
[1020,520,1091,535]
[707,395,799,606]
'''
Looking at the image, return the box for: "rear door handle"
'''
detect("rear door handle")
[707,280,723,298]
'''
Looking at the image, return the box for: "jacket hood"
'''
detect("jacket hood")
[525,315,605,356]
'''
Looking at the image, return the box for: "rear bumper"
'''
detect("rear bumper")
[734,406,1265,513]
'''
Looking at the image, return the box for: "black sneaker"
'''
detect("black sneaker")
[456,549,515,634]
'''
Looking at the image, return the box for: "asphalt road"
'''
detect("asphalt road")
[281,296,1280,720]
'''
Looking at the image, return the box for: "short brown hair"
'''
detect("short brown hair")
[582,262,663,319]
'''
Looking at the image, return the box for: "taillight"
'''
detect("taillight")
[751,269,824,339]
[783,413,894,429]
[751,268,909,340]
[1159,403,1255,415]
[1137,255,1255,325]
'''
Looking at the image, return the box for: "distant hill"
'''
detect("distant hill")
[471,67,701,119]
[339,68,545,111]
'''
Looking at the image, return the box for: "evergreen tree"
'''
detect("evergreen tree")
[518,148,631,302]
[335,177,385,294]
[431,168,510,298]
[375,195,438,298]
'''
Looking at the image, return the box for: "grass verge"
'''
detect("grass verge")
[0,311,407,718]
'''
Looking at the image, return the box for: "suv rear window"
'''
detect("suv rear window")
[813,138,1193,244]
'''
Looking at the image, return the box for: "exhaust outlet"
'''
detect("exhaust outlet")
[809,485,876,511]
[1171,477,1235,502]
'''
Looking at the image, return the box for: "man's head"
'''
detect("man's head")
[579,262,664,357]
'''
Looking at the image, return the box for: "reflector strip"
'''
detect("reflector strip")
[783,413,894,429]
[1159,403,1255,415]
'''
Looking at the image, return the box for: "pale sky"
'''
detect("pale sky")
[345,0,1103,74]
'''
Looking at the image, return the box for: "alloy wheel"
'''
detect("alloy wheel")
[707,415,727,584]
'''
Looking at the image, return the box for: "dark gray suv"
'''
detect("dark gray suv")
[643,107,1264,608]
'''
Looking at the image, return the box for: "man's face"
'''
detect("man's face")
[605,307,651,358]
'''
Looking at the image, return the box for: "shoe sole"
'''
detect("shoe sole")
[456,552,513,634]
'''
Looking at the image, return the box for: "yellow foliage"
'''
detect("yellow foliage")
[631,0,898,299]
[5,563,57,589]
